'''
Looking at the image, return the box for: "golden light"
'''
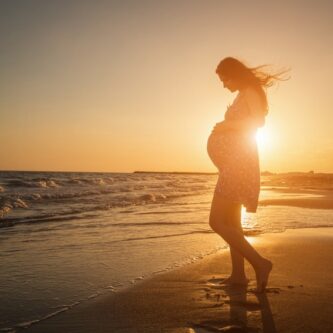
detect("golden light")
[241,206,257,244]
[241,206,247,226]
[255,128,270,151]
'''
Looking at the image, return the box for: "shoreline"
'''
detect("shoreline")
[22,227,333,333]
[259,186,333,209]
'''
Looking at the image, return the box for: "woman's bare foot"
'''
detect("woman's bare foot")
[255,259,273,293]
[221,276,249,286]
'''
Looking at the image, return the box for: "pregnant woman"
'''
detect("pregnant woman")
[207,57,290,292]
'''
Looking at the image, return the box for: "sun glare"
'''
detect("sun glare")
[255,128,269,151]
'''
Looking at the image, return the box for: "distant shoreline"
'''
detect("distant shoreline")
[133,171,333,176]
[133,171,218,175]
[0,170,332,176]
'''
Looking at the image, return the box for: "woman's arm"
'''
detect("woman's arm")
[210,119,251,135]
[212,88,266,134]
[211,117,256,135]
[219,88,266,131]
[222,117,259,131]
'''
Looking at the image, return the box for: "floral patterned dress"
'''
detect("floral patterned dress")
[207,89,264,213]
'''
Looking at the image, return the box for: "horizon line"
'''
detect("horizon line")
[0,169,331,175]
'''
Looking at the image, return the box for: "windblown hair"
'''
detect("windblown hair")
[216,57,291,113]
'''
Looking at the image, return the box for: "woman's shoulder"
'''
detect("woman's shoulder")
[242,86,267,113]
[243,86,260,98]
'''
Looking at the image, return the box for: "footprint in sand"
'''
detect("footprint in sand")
[248,286,281,294]
[206,277,251,289]
[190,323,250,332]
[207,277,226,285]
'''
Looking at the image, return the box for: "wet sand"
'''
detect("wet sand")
[259,187,333,209]
[22,227,333,333]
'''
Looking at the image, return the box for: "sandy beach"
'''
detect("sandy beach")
[21,227,333,333]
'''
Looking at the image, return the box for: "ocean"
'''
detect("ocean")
[0,170,332,332]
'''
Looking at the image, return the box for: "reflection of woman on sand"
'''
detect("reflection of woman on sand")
[207,57,290,292]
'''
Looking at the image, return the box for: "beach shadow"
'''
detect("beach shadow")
[253,290,277,333]
[190,279,277,333]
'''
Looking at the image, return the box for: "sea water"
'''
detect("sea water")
[0,171,332,331]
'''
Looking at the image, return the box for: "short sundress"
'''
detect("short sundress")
[207,89,264,213]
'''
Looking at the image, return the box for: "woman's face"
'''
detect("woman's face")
[218,73,238,92]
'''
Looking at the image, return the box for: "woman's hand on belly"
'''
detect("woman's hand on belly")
[211,121,232,135]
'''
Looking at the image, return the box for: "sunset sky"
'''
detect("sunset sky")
[1,0,332,173]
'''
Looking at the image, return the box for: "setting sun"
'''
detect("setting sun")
[256,128,270,151]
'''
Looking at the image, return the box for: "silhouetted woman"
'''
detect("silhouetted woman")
[207,57,290,292]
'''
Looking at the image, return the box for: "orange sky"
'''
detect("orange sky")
[1,1,332,173]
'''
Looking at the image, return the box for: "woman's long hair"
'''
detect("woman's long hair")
[216,57,291,113]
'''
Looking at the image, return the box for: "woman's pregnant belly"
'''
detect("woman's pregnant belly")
[207,130,258,170]
[207,131,232,169]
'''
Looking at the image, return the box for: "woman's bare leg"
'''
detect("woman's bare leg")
[209,193,272,292]
[208,193,246,283]
[225,202,248,284]
[212,196,247,283]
